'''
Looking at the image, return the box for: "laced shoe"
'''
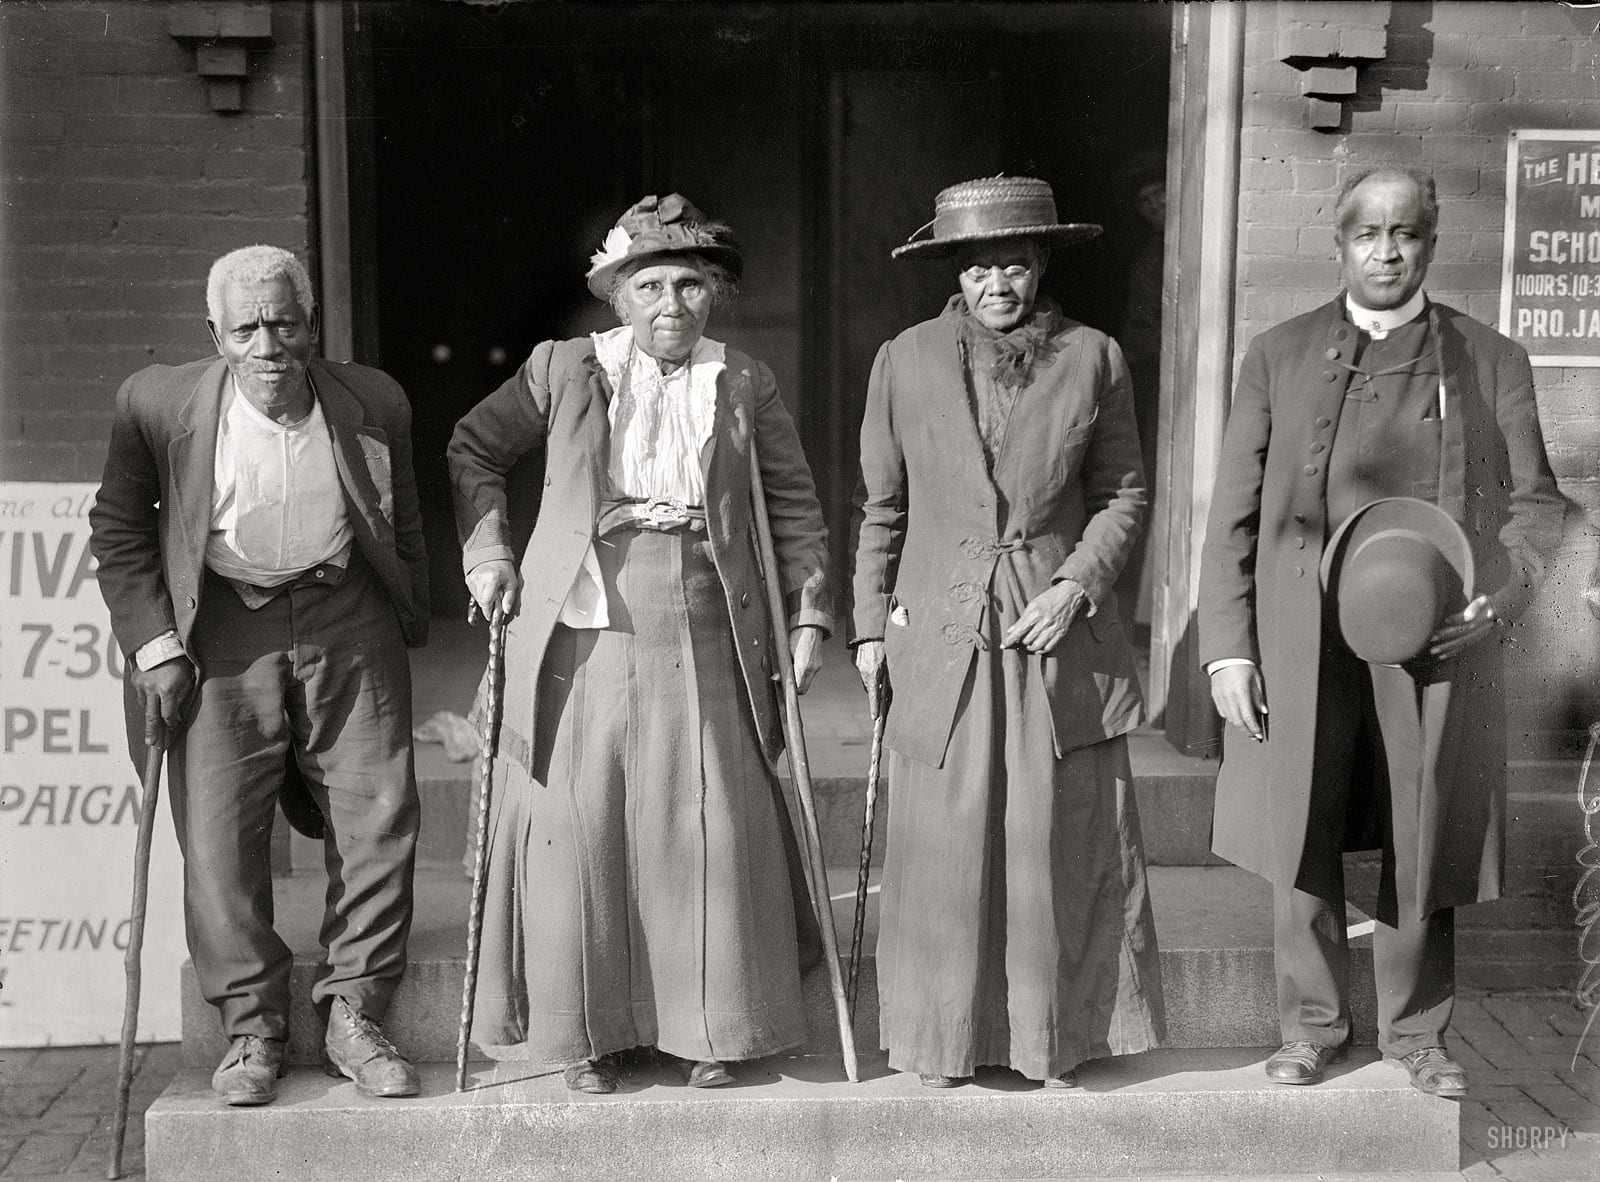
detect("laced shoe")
[1264,1040,1348,1084]
[1393,1046,1468,1097]
[321,997,419,1098]
[211,1035,286,1106]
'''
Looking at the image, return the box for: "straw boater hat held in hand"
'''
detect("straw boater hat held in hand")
[585,192,743,299]
[891,176,1102,259]
[1319,496,1475,667]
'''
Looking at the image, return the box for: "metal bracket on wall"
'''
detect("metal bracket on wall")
[167,2,275,112]
[1277,2,1391,132]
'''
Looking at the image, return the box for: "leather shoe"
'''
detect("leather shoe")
[211,1035,285,1106]
[321,998,419,1098]
[563,1057,620,1094]
[1264,1040,1347,1084]
[1394,1046,1468,1097]
[1043,1069,1080,1089]
[684,1059,734,1088]
[918,1073,963,1088]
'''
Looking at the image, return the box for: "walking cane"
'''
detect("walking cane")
[748,445,860,1084]
[107,721,166,1181]
[455,605,507,1093]
[847,707,885,1021]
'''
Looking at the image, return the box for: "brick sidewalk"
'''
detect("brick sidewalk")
[3,995,1596,1181]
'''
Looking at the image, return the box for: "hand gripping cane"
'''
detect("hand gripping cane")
[847,706,885,1021]
[748,445,859,1083]
[107,720,166,1180]
[456,606,507,1092]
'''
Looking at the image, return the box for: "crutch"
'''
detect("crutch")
[107,722,166,1180]
[748,445,860,1083]
[455,605,507,1092]
[847,707,886,1021]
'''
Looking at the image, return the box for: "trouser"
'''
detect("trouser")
[1275,627,1455,1059]
[167,555,419,1041]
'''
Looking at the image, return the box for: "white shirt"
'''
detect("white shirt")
[134,377,352,670]
[555,328,724,629]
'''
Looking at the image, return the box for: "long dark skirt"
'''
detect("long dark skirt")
[877,625,1167,1081]
[471,528,806,1065]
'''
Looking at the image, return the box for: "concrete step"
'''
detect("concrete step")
[143,1047,1459,1181]
[179,865,1381,1068]
[340,729,1224,876]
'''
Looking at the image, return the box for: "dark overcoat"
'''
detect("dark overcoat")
[448,337,832,773]
[1198,297,1563,915]
[89,355,431,770]
[852,307,1146,768]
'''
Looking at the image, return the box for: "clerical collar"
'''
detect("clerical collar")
[1345,290,1427,339]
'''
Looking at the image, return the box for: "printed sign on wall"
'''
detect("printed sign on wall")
[1499,129,1600,366]
[0,482,185,1046]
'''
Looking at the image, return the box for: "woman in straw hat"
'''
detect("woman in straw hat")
[852,176,1166,1088]
[449,194,831,1093]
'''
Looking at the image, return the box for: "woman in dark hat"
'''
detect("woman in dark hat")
[852,176,1166,1088]
[449,194,832,1092]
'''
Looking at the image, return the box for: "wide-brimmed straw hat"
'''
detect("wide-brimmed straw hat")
[1319,497,1474,666]
[891,176,1102,260]
[585,193,743,300]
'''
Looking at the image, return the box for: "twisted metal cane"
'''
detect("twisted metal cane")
[108,725,165,1180]
[846,707,885,1022]
[455,606,506,1093]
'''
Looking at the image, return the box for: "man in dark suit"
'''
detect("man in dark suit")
[90,246,429,1106]
[1199,167,1562,1097]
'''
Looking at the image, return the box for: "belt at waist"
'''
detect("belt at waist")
[209,549,363,610]
[596,497,708,535]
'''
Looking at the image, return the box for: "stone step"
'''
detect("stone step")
[338,731,1224,877]
[179,865,1381,1068]
[143,1047,1459,1181]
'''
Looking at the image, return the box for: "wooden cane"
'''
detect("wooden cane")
[456,605,507,1093]
[847,708,885,1021]
[748,445,860,1084]
[107,727,165,1180]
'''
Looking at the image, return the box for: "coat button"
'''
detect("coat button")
[544,476,553,487]
[1310,442,1325,454]
[1303,465,1319,476]
[1322,370,1338,382]
[1294,537,1306,550]
[1315,417,1331,429]
[1294,566,1306,577]
[1335,328,1350,340]
[1293,513,1307,524]
[740,591,751,608]
[186,595,196,608]
[1324,347,1340,361]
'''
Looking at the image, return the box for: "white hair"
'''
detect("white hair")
[206,245,316,322]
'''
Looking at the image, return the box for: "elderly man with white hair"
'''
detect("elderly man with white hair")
[90,245,430,1106]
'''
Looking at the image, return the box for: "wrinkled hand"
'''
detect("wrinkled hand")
[1001,580,1088,654]
[1584,564,1600,622]
[132,657,195,749]
[789,625,822,695]
[466,559,520,625]
[853,639,888,720]
[1427,593,1496,661]
[1210,663,1267,743]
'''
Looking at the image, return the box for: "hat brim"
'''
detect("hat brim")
[586,243,744,301]
[1319,497,1474,600]
[890,222,1103,260]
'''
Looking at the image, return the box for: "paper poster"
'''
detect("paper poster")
[1499,129,1600,366]
[0,482,186,1046]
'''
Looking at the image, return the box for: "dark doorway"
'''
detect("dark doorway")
[356,1,1171,616]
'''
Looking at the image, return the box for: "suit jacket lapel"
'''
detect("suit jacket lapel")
[309,360,389,540]
[167,358,226,565]
[916,314,1001,504]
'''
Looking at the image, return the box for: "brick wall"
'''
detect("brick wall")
[0,0,312,482]
[1237,1,1600,991]
[1237,1,1600,759]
